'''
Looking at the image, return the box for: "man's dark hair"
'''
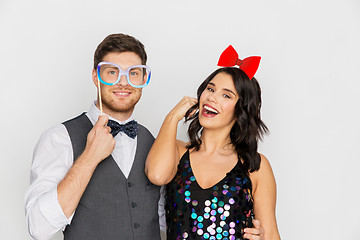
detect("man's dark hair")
[93,33,147,69]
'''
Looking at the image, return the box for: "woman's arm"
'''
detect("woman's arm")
[145,97,197,186]
[249,154,281,240]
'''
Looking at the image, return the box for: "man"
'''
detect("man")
[25,33,165,240]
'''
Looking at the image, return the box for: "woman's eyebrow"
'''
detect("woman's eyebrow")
[223,88,236,96]
[208,82,236,96]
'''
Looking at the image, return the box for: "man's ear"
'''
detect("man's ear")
[92,69,98,87]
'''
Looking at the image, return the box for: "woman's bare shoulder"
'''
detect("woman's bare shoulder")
[250,153,276,192]
[258,153,273,173]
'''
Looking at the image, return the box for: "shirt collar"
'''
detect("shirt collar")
[88,101,135,125]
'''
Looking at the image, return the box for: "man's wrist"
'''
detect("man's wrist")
[77,149,101,169]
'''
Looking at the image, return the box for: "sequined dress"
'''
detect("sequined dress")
[165,150,254,240]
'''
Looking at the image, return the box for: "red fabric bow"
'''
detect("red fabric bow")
[217,45,261,80]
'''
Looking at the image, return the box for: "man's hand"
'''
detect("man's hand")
[84,115,115,163]
[243,219,265,240]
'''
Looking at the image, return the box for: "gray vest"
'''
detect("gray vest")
[62,113,161,240]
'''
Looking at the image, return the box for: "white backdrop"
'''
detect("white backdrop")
[1,0,359,239]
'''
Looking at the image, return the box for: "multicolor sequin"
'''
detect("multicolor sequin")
[165,150,254,240]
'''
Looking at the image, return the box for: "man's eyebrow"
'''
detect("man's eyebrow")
[102,65,118,69]
[208,82,236,96]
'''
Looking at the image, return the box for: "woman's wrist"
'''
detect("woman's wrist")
[166,111,182,123]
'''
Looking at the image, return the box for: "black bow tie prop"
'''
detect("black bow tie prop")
[107,119,138,139]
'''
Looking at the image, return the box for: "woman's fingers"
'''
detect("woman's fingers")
[189,97,198,104]
[171,96,198,121]
[182,96,198,107]
[188,108,198,117]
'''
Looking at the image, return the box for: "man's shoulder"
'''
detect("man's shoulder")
[38,113,90,143]
[62,112,88,125]
[36,123,70,150]
[137,123,155,140]
[62,112,93,132]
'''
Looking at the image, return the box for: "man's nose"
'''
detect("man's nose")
[117,74,129,87]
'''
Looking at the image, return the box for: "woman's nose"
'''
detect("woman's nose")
[207,92,217,103]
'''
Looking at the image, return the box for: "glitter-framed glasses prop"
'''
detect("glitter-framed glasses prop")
[97,62,151,88]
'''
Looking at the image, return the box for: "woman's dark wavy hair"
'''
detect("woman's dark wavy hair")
[185,67,268,173]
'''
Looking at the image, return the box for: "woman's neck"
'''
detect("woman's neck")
[199,128,234,155]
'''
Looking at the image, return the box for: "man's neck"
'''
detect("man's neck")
[95,102,134,122]
[107,111,133,122]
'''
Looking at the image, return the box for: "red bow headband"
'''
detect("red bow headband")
[217,45,261,80]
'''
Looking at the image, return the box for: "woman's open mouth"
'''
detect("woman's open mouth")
[202,104,219,117]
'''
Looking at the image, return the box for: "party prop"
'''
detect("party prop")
[97,77,104,115]
[96,62,151,115]
[217,45,261,80]
[97,62,151,88]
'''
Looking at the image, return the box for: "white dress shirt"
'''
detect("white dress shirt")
[25,102,166,240]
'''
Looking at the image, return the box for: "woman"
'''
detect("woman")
[146,45,280,240]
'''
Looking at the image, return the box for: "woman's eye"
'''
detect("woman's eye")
[207,87,214,92]
[223,94,230,99]
[109,70,117,75]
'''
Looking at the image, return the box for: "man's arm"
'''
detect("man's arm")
[25,115,114,239]
[25,124,74,239]
[57,115,114,218]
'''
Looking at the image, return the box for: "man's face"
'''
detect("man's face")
[92,52,143,116]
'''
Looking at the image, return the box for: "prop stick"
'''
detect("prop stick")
[97,77,103,115]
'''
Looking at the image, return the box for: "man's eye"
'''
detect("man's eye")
[109,71,117,75]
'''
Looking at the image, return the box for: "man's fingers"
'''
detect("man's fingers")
[252,219,261,229]
[95,114,109,127]
[244,227,263,235]
[243,219,264,237]
[243,233,261,240]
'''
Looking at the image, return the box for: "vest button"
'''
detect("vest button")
[131,202,137,208]
[134,223,140,229]
[128,182,132,187]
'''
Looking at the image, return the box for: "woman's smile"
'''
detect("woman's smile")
[202,104,219,117]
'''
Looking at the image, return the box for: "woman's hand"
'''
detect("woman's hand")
[243,219,265,240]
[168,96,198,121]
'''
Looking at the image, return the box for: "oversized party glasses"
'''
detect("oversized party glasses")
[97,62,151,88]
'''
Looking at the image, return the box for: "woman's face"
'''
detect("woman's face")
[199,72,239,130]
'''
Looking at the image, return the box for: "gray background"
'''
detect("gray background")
[1,0,359,239]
